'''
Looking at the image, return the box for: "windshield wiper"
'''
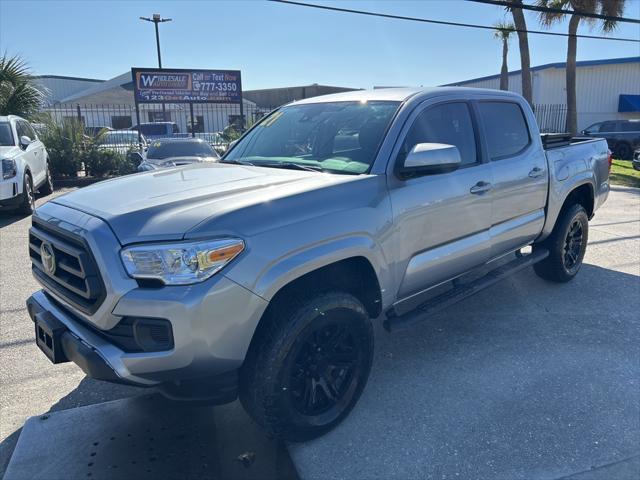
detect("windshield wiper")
[258,162,324,172]
[220,158,255,166]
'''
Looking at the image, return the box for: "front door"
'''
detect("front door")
[388,100,493,300]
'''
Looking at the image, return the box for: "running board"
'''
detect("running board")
[383,248,549,332]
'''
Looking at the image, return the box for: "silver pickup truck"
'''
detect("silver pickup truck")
[26,88,610,440]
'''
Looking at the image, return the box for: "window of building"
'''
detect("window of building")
[188,115,205,133]
[478,102,530,159]
[147,111,171,122]
[111,116,132,129]
[403,102,478,166]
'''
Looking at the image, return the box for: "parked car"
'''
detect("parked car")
[136,138,219,171]
[0,115,53,214]
[196,132,228,155]
[85,126,113,137]
[633,147,640,171]
[97,130,146,155]
[581,119,640,160]
[131,121,180,140]
[26,88,610,441]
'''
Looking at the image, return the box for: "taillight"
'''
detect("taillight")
[607,149,613,172]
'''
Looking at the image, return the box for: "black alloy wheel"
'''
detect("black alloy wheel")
[289,319,364,418]
[563,219,584,273]
[240,291,374,441]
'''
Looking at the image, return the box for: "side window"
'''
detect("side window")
[621,122,639,132]
[15,121,27,141]
[403,102,478,166]
[478,102,530,159]
[599,121,616,133]
[22,122,37,140]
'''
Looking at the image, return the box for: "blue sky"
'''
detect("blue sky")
[1,0,638,90]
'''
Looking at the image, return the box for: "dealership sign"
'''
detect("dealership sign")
[131,68,242,104]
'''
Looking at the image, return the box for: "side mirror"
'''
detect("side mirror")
[399,143,461,178]
[20,135,32,149]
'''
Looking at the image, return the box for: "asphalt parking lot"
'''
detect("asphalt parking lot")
[1,186,639,480]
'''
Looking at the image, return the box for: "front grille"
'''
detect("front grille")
[29,219,106,314]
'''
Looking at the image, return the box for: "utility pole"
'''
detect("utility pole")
[140,14,172,120]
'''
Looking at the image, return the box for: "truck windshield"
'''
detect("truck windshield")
[0,123,14,146]
[224,101,400,174]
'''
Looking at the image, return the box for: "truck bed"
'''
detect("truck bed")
[541,133,601,150]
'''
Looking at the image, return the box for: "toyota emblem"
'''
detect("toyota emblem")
[40,242,56,276]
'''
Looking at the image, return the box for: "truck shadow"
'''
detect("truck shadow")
[1,380,298,480]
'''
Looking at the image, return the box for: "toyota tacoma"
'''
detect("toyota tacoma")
[26,88,610,440]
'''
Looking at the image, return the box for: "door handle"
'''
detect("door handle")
[528,167,544,178]
[470,181,492,194]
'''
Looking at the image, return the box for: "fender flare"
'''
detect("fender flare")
[250,234,389,304]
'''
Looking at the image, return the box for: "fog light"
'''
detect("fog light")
[131,318,174,352]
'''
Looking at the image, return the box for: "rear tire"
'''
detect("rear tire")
[614,142,632,160]
[534,203,588,283]
[39,162,54,195]
[18,173,35,215]
[240,291,374,441]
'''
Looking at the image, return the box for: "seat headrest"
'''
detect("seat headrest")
[358,118,387,152]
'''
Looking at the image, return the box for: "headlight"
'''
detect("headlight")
[121,238,244,285]
[2,159,17,179]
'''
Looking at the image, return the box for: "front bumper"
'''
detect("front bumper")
[0,178,21,207]
[27,294,131,384]
[28,202,270,398]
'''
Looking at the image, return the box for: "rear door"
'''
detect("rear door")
[476,101,548,258]
[388,100,494,299]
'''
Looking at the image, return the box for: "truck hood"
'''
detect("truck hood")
[52,163,353,244]
[0,146,21,158]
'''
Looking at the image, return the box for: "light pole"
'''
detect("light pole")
[139,14,172,68]
[140,14,172,120]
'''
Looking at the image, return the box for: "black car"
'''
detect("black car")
[632,148,640,171]
[581,119,640,160]
[136,137,220,172]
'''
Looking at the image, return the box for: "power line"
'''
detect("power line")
[467,0,640,25]
[270,0,640,43]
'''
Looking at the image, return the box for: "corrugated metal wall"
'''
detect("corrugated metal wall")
[452,61,640,130]
[33,77,104,105]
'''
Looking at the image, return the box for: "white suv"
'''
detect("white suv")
[0,115,53,214]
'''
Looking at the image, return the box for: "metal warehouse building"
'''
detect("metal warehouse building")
[448,56,640,131]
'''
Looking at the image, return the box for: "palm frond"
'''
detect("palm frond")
[0,52,44,118]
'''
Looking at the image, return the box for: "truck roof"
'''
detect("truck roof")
[290,86,523,105]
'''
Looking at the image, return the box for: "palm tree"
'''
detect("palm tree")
[0,53,45,118]
[537,0,626,133]
[494,22,516,90]
[507,0,533,106]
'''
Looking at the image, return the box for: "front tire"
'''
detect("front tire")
[534,203,588,283]
[18,174,35,215]
[39,162,54,195]
[240,291,374,441]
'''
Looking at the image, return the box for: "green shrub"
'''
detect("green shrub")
[38,116,85,177]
